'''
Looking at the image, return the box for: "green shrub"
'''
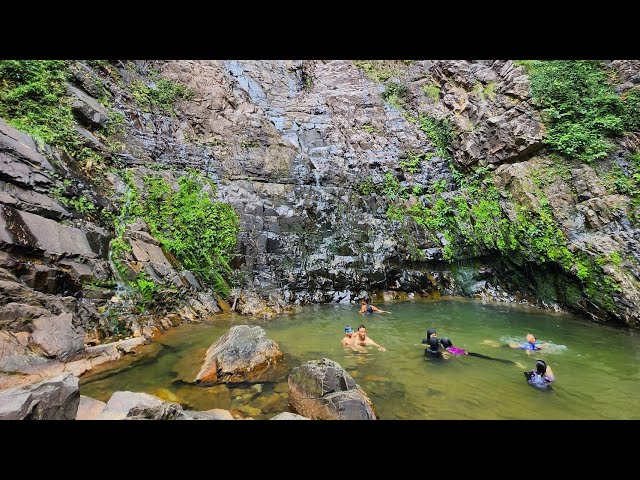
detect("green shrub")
[399,151,423,173]
[423,83,440,102]
[139,171,239,295]
[418,114,454,158]
[130,77,193,113]
[522,60,635,162]
[352,60,396,83]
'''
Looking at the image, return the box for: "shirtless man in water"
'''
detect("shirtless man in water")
[359,298,391,314]
[351,324,386,352]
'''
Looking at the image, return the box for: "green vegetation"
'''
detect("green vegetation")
[520,60,639,162]
[50,177,98,216]
[379,162,620,312]
[418,114,455,158]
[603,152,640,223]
[382,81,407,108]
[472,81,496,101]
[531,162,573,189]
[362,124,381,135]
[0,60,128,170]
[382,172,403,199]
[604,155,640,197]
[112,170,239,297]
[133,272,159,310]
[355,176,378,196]
[0,60,100,166]
[399,151,423,173]
[352,60,397,83]
[63,195,97,214]
[622,87,640,132]
[240,139,261,148]
[423,83,441,102]
[130,77,193,113]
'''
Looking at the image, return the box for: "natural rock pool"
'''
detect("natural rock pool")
[80,297,640,419]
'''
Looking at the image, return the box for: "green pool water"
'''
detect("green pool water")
[80,297,640,419]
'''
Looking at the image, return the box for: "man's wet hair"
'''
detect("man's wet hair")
[358,324,366,330]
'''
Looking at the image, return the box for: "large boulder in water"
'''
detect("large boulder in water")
[195,325,285,384]
[0,373,79,420]
[288,358,377,420]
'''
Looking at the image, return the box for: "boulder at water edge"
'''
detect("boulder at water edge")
[195,325,285,384]
[288,358,377,420]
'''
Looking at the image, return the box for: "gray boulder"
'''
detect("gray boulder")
[0,373,79,420]
[30,313,85,360]
[66,83,109,127]
[288,358,377,420]
[195,325,285,384]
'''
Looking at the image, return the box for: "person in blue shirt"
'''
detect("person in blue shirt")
[509,333,546,351]
[524,359,555,390]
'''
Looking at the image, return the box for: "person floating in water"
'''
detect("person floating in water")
[509,333,546,351]
[440,336,518,365]
[352,324,386,351]
[360,298,391,315]
[440,337,467,356]
[341,325,355,346]
[524,359,555,390]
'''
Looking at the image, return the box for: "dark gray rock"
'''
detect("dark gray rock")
[0,118,54,191]
[288,358,377,420]
[0,204,96,257]
[66,83,109,127]
[0,181,70,220]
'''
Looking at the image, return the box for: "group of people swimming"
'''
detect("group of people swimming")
[344,299,557,391]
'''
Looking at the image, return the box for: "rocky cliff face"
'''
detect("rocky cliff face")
[0,58,638,379]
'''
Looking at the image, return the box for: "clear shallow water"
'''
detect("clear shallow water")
[80,297,640,419]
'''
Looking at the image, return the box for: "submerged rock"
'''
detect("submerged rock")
[195,325,286,384]
[288,358,377,420]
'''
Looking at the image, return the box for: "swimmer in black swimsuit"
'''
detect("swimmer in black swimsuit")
[424,336,446,360]
[360,298,391,314]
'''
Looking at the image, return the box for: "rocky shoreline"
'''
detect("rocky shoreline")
[1,324,378,420]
